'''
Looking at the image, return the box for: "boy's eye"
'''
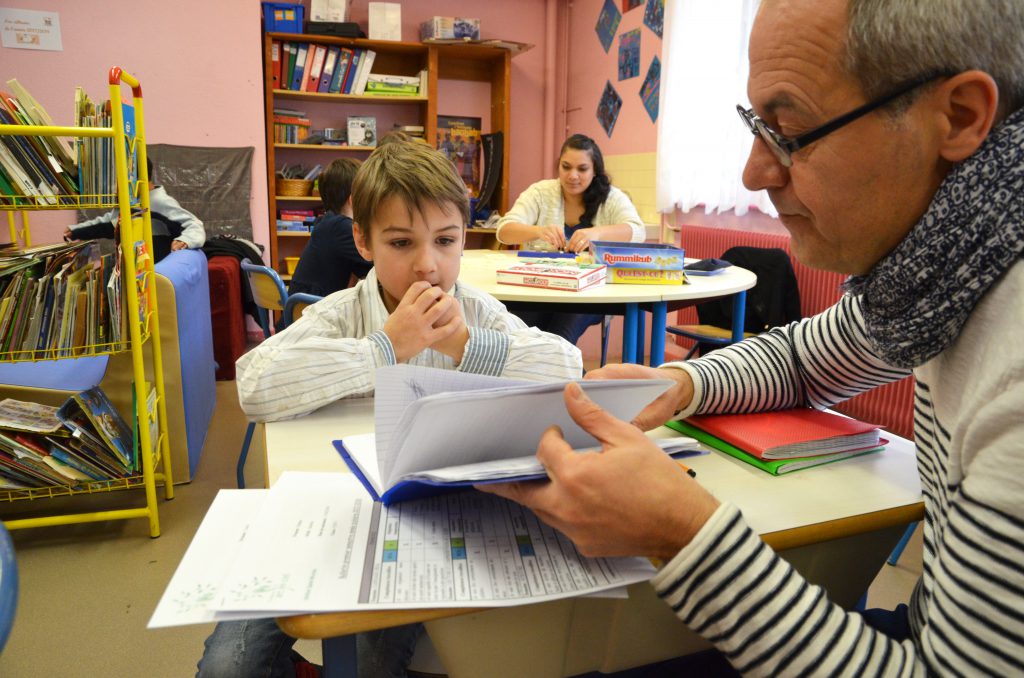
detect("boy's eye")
[389,239,410,249]
[437,237,457,246]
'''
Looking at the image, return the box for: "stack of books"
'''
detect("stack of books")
[364,72,427,96]
[277,208,317,232]
[272,107,311,144]
[667,407,885,475]
[0,387,138,490]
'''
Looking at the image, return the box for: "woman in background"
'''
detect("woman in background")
[495,133,644,343]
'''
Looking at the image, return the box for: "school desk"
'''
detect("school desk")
[258,397,924,678]
[457,249,758,365]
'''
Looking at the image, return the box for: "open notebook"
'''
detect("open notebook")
[336,364,704,504]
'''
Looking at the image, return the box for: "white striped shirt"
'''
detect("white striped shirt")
[653,261,1024,676]
[236,268,583,422]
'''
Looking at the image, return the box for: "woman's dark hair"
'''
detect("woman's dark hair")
[559,134,611,226]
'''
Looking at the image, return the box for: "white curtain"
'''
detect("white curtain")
[656,0,777,217]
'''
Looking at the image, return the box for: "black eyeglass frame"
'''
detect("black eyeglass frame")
[737,75,946,167]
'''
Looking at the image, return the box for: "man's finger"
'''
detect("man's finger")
[560,383,642,450]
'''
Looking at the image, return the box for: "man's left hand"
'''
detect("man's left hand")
[478,383,719,560]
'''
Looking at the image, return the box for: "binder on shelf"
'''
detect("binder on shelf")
[271,40,282,88]
[352,49,376,95]
[303,44,327,92]
[342,49,362,93]
[318,46,340,93]
[284,41,298,89]
[290,43,309,90]
[332,48,353,93]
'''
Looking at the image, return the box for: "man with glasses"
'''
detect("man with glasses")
[483,0,1024,674]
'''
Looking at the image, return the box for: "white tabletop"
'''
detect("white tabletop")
[457,249,757,306]
[264,397,922,539]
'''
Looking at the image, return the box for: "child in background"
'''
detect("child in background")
[64,157,205,262]
[287,158,370,297]
[198,141,582,678]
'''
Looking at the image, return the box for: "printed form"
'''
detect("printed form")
[150,472,653,626]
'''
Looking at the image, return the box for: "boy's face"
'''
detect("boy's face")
[354,196,466,313]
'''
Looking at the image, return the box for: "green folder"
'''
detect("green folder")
[665,420,883,476]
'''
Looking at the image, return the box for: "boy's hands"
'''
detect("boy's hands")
[383,282,468,363]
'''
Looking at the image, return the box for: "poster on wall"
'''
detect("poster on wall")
[639,56,661,122]
[437,115,483,197]
[618,29,641,81]
[596,81,623,138]
[0,8,63,51]
[595,0,622,53]
[643,0,664,39]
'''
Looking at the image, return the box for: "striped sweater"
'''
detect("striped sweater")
[654,261,1024,676]
[236,268,583,422]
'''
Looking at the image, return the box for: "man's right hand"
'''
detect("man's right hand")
[383,281,461,363]
[536,224,566,250]
[586,363,695,430]
[63,227,74,242]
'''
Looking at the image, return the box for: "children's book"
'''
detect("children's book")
[496,259,608,292]
[56,386,135,472]
[334,364,702,504]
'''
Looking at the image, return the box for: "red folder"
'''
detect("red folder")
[271,40,282,89]
[685,408,880,460]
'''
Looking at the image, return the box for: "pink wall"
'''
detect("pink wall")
[562,0,661,155]
[2,0,267,248]
[2,0,554,250]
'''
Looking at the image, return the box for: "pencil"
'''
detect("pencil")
[678,461,697,478]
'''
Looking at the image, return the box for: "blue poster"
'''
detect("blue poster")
[639,56,661,122]
[618,29,641,81]
[596,81,623,138]
[643,0,664,39]
[595,0,622,53]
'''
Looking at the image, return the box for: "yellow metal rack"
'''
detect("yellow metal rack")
[0,68,173,537]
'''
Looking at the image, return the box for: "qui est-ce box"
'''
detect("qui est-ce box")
[591,241,688,285]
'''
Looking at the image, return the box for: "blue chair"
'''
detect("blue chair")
[888,523,918,566]
[235,282,323,489]
[0,521,18,654]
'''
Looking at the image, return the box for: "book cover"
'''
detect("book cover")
[346,116,377,147]
[271,40,282,89]
[318,46,340,93]
[496,259,608,292]
[290,43,309,91]
[684,408,881,459]
[437,115,482,196]
[333,364,683,504]
[666,420,884,476]
[303,44,327,92]
[56,386,135,472]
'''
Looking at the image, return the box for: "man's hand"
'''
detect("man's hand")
[429,294,470,363]
[566,227,597,253]
[383,282,462,362]
[586,363,695,431]
[171,239,187,251]
[536,224,566,250]
[478,383,719,560]
[63,227,74,242]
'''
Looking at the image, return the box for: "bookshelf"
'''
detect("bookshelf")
[0,68,173,537]
[262,32,522,274]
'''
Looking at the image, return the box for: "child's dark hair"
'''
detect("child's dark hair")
[559,134,611,226]
[352,142,469,240]
[318,158,361,212]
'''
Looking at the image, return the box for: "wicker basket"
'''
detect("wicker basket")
[276,178,313,197]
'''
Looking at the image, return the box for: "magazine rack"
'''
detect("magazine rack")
[0,68,173,537]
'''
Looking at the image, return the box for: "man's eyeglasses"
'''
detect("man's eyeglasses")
[737,75,944,167]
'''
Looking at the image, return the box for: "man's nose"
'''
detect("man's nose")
[742,136,788,192]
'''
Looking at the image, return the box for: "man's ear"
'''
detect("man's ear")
[933,70,1000,163]
[353,221,373,261]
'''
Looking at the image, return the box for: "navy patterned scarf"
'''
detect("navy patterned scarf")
[844,107,1024,369]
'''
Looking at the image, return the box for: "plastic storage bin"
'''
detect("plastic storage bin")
[262,2,305,33]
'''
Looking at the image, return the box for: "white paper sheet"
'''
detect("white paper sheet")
[213,472,656,614]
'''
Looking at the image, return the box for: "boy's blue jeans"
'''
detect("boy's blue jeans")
[196,618,423,678]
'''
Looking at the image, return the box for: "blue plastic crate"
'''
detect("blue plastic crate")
[262,2,304,33]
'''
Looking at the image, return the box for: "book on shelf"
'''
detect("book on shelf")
[352,49,376,95]
[334,364,699,504]
[56,386,137,473]
[437,115,482,196]
[496,259,608,292]
[365,81,418,95]
[666,409,887,476]
[346,116,377,147]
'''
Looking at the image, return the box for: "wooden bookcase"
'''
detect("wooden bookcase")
[262,32,522,276]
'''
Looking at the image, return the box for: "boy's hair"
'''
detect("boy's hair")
[352,142,470,239]
[317,158,361,212]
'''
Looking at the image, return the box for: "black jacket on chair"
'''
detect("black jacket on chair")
[696,246,802,351]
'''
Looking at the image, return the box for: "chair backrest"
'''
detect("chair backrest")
[0,522,18,654]
[283,293,323,326]
[240,260,288,339]
[697,246,803,332]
